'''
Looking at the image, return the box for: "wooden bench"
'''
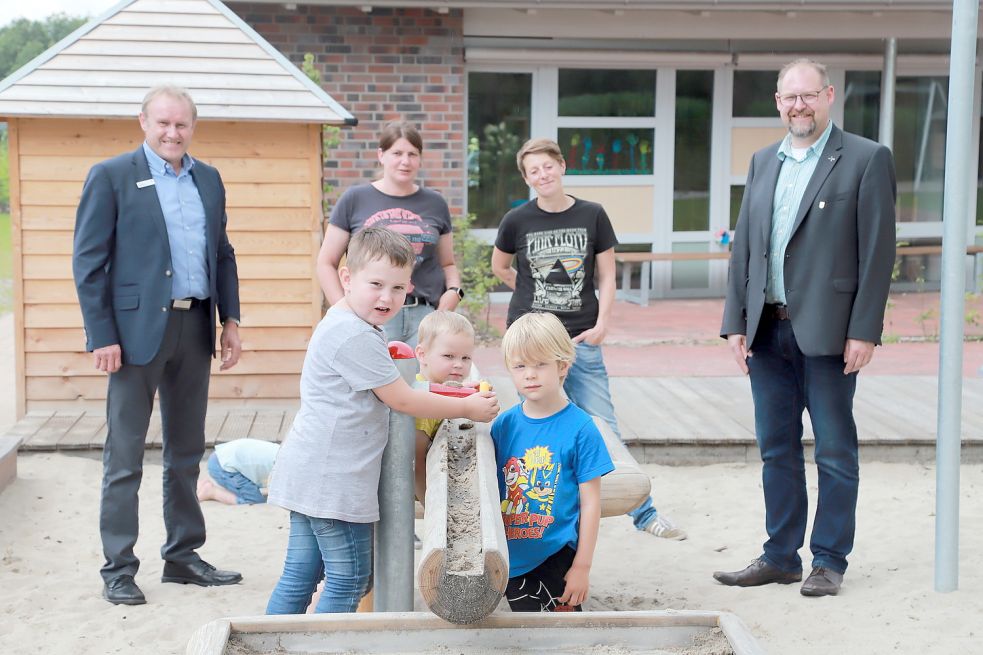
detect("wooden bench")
[616,245,983,306]
[616,251,730,306]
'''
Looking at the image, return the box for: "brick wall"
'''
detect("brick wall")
[233,4,467,216]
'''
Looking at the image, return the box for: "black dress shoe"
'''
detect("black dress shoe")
[161,560,242,587]
[712,557,802,587]
[800,566,843,597]
[103,575,147,605]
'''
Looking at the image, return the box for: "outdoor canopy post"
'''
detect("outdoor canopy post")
[375,355,419,611]
[878,37,897,151]
[935,0,979,593]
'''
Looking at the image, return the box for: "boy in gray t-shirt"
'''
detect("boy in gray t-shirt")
[266,227,499,615]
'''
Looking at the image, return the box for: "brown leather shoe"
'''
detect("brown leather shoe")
[713,558,802,587]
[800,566,843,597]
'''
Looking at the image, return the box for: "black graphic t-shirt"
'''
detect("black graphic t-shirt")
[330,184,452,305]
[495,197,618,338]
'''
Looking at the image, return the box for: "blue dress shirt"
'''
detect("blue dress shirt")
[766,121,834,305]
[142,142,209,300]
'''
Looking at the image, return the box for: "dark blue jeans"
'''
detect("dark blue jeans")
[747,317,859,575]
[207,452,266,504]
[564,342,659,531]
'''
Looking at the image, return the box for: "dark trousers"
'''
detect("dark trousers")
[100,303,212,582]
[747,316,859,576]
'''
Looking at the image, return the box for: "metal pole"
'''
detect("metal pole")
[374,356,419,611]
[878,37,896,150]
[935,0,979,593]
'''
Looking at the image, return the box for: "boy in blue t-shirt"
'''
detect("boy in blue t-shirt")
[491,312,614,612]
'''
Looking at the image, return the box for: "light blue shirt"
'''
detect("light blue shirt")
[215,439,280,486]
[766,121,834,304]
[142,142,209,300]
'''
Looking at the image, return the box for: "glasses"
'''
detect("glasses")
[777,86,829,107]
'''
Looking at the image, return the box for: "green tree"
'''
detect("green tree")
[0,14,87,80]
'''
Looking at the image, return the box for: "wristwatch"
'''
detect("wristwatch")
[448,286,465,300]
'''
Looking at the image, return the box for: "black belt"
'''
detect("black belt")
[171,297,207,310]
[764,303,790,320]
[403,295,432,308]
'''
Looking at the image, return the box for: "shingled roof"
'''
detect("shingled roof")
[0,0,356,124]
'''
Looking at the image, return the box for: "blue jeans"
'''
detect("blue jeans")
[266,512,373,614]
[747,317,859,575]
[383,302,435,349]
[563,341,659,531]
[207,452,266,504]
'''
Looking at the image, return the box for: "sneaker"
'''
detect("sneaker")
[414,533,423,550]
[644,514,687,540]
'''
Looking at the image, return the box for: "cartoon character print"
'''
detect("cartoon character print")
[525,461,560,515]
[501,446,561,541]
[501,456,529,515]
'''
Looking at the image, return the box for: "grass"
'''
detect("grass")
[0,212,11,314]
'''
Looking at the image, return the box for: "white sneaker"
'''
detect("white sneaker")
[644,514,687,540]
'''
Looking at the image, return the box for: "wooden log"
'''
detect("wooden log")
[417,418,508,624]
[593,416,653,517]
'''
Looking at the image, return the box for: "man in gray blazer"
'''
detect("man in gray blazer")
[74,86,244,605]
[716,60,896,597]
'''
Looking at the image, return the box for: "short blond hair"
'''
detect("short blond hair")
[142,85,198,121]
[501,312,575,369]
[516,138,564,175]
[346,226,414,273]
[777,58,829,92]
[417,310,475,349]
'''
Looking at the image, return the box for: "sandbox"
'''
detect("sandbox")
[187,610,765,655]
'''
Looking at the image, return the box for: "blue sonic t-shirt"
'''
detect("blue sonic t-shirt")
[490,402,614,578]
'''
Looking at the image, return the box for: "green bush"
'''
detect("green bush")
[453,214,499,341]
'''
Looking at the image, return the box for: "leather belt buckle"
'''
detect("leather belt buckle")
[172,298,193,311]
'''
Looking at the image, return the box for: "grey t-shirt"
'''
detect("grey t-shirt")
[329,183,452,305]
[267,309,400,522]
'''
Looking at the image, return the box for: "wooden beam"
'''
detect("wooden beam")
[418,419,508,624]
[10,119,27,419]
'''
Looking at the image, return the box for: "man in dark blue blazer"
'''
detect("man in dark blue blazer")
[717,60,897,597]
[73,86,244,605]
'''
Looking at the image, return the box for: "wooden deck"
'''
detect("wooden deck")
[8,376,983,463]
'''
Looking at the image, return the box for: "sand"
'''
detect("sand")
[1,453,981,654]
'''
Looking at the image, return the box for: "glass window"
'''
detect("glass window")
[558,69,656,117]
[558,128,653,175]
[730,185,745,230]
[467,72,532,228]
[733,70,778,117]
[843,71,880,142]
[671,242,710,290]
[673,70,713,232]
[894,76,948,223]
[978,115,983,226]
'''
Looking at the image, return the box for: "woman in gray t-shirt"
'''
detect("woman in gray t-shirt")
[316,121,464,347]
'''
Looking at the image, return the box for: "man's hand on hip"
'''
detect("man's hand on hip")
[93,344,122,373]
[843,339,875,374]
[727,334,750,375]
[220,323,242,371]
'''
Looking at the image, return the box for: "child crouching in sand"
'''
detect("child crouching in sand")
[265,227,499,614]
[492,312,613,612]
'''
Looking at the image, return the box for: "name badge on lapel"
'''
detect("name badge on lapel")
[136,179,155,189]
[819,201,826,209]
